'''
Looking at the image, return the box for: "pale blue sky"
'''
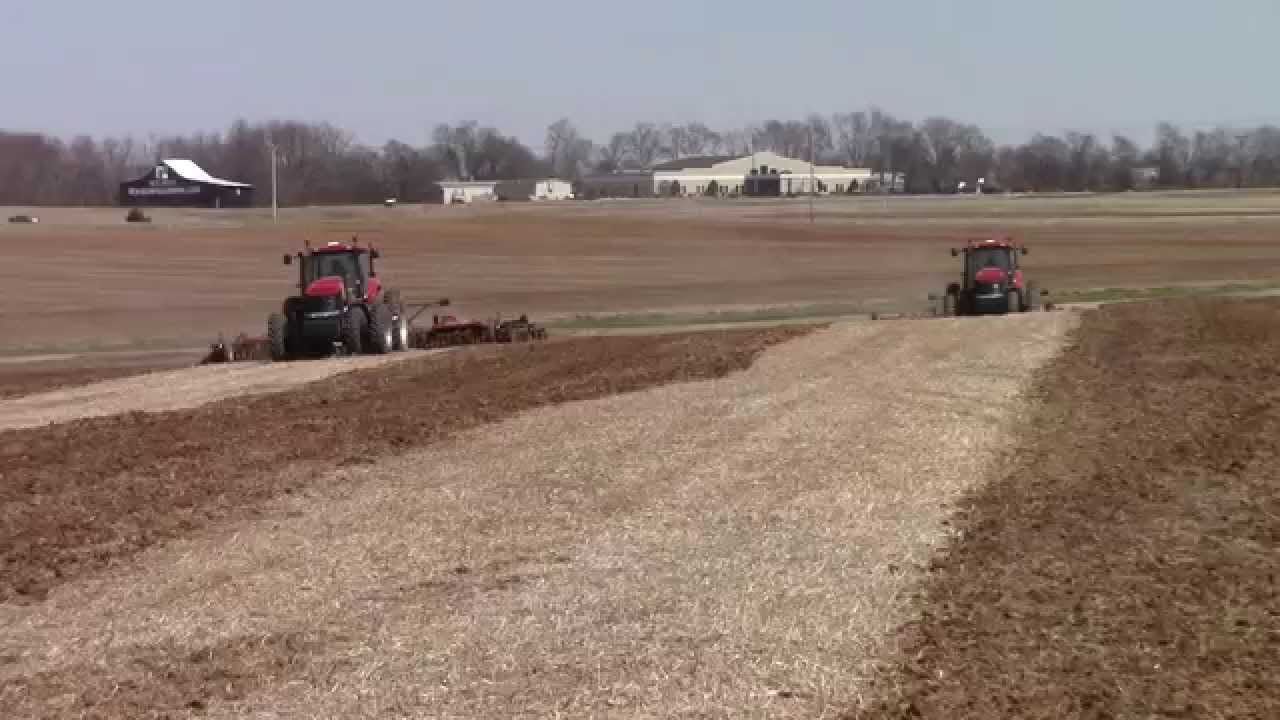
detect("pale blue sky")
[4,0,1278,147]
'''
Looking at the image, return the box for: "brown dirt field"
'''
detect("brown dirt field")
[0,351,197,400]
[0,328,808,605]
[0,312,1076,719]
[4,193,1280,353]
[848,298,1280,719]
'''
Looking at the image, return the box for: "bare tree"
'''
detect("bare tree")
[433,121,479,179]
[719,129,752,156]
[16,108,1280,206]
[805,114,833,161]
[626,123,663,169]
[680,122,719,156]
[1154,123,1192,187]
[545,118,592,180]
[594,132,631,172]
[1109,135,1141,190]
[833,111,874,166]
[662,124,688,160]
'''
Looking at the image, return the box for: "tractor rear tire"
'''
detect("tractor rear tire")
[268,313,289,362]
[943,292,957,317]
[368,304,394,354]
[392,312,409,351]
[1007,289,1022,315]
[1025,283,1040,312]
[342,311,365,355]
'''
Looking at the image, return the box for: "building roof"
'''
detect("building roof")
[161,159,252,188]
[437,180,498,187]
[651,155,739,172]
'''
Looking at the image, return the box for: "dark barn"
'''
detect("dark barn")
[119,159,254,208]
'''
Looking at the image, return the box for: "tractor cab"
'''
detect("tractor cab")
[284,239,381,303]
[962,241,1017,277]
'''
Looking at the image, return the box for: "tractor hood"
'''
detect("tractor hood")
[304,276,347,298]
[974,267,1008,285]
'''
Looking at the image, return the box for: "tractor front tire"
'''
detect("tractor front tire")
[342,311,365,355]
[368,304,394,354]
[268,313,289,362]
[1007,289,1022,315]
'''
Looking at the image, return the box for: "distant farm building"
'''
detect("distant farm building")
[576,172,655,199]
[580,151,901,198]
[436,180,498,205]
[1131,166,1160,189]
[655,152,896,196]
[119,159,253,208]
[495,178,574,201]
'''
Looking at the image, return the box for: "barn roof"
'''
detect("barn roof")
[161,159,252,188]
[650,155,739,172]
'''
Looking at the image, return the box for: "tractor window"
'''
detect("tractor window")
[968,247,1012,272]
[358,252,371,278]
[305,253,359,287]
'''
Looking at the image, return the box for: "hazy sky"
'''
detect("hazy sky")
[5,0,1278,148]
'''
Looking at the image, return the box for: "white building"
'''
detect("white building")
[437,180,497,205]
[651,151,894,196]
[495,178,574,201]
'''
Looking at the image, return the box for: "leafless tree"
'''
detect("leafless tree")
[1154,122,1192,187]
[626,123,664,169]
[833,111,874,166]
[804,114,833,161]
[433,121,480,179]
[1108,135,1142,190]
[545,118,592,180]
[594,132,632,172]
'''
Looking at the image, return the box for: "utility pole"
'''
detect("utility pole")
[808,125,815,224]
[1236,133,1249,189]
[269,143,278,223]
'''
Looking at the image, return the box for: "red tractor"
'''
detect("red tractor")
[268,238,409,360]
[934,237,1043,317]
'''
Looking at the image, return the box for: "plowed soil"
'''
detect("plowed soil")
[0,352,196,400]
[0,349,444,431]
[0,328,807,605]
[850,298,1280,719]
[0,313,1077,719]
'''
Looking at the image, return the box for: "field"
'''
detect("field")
[5,190,1280,355]
[2,191,1279,718]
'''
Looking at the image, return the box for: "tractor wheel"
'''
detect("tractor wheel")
[1025,283,1040,312]
[943,293,957,317]
[392,312,409,351]
[368,304,394,354]
[1007,289,1022,315]
[268,313,289,361]
[342,311,365,355]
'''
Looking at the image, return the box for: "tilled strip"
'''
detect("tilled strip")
[0,329,809,604]
[849,298,1280,719]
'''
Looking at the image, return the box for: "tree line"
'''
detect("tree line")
[5,110,1280,205]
